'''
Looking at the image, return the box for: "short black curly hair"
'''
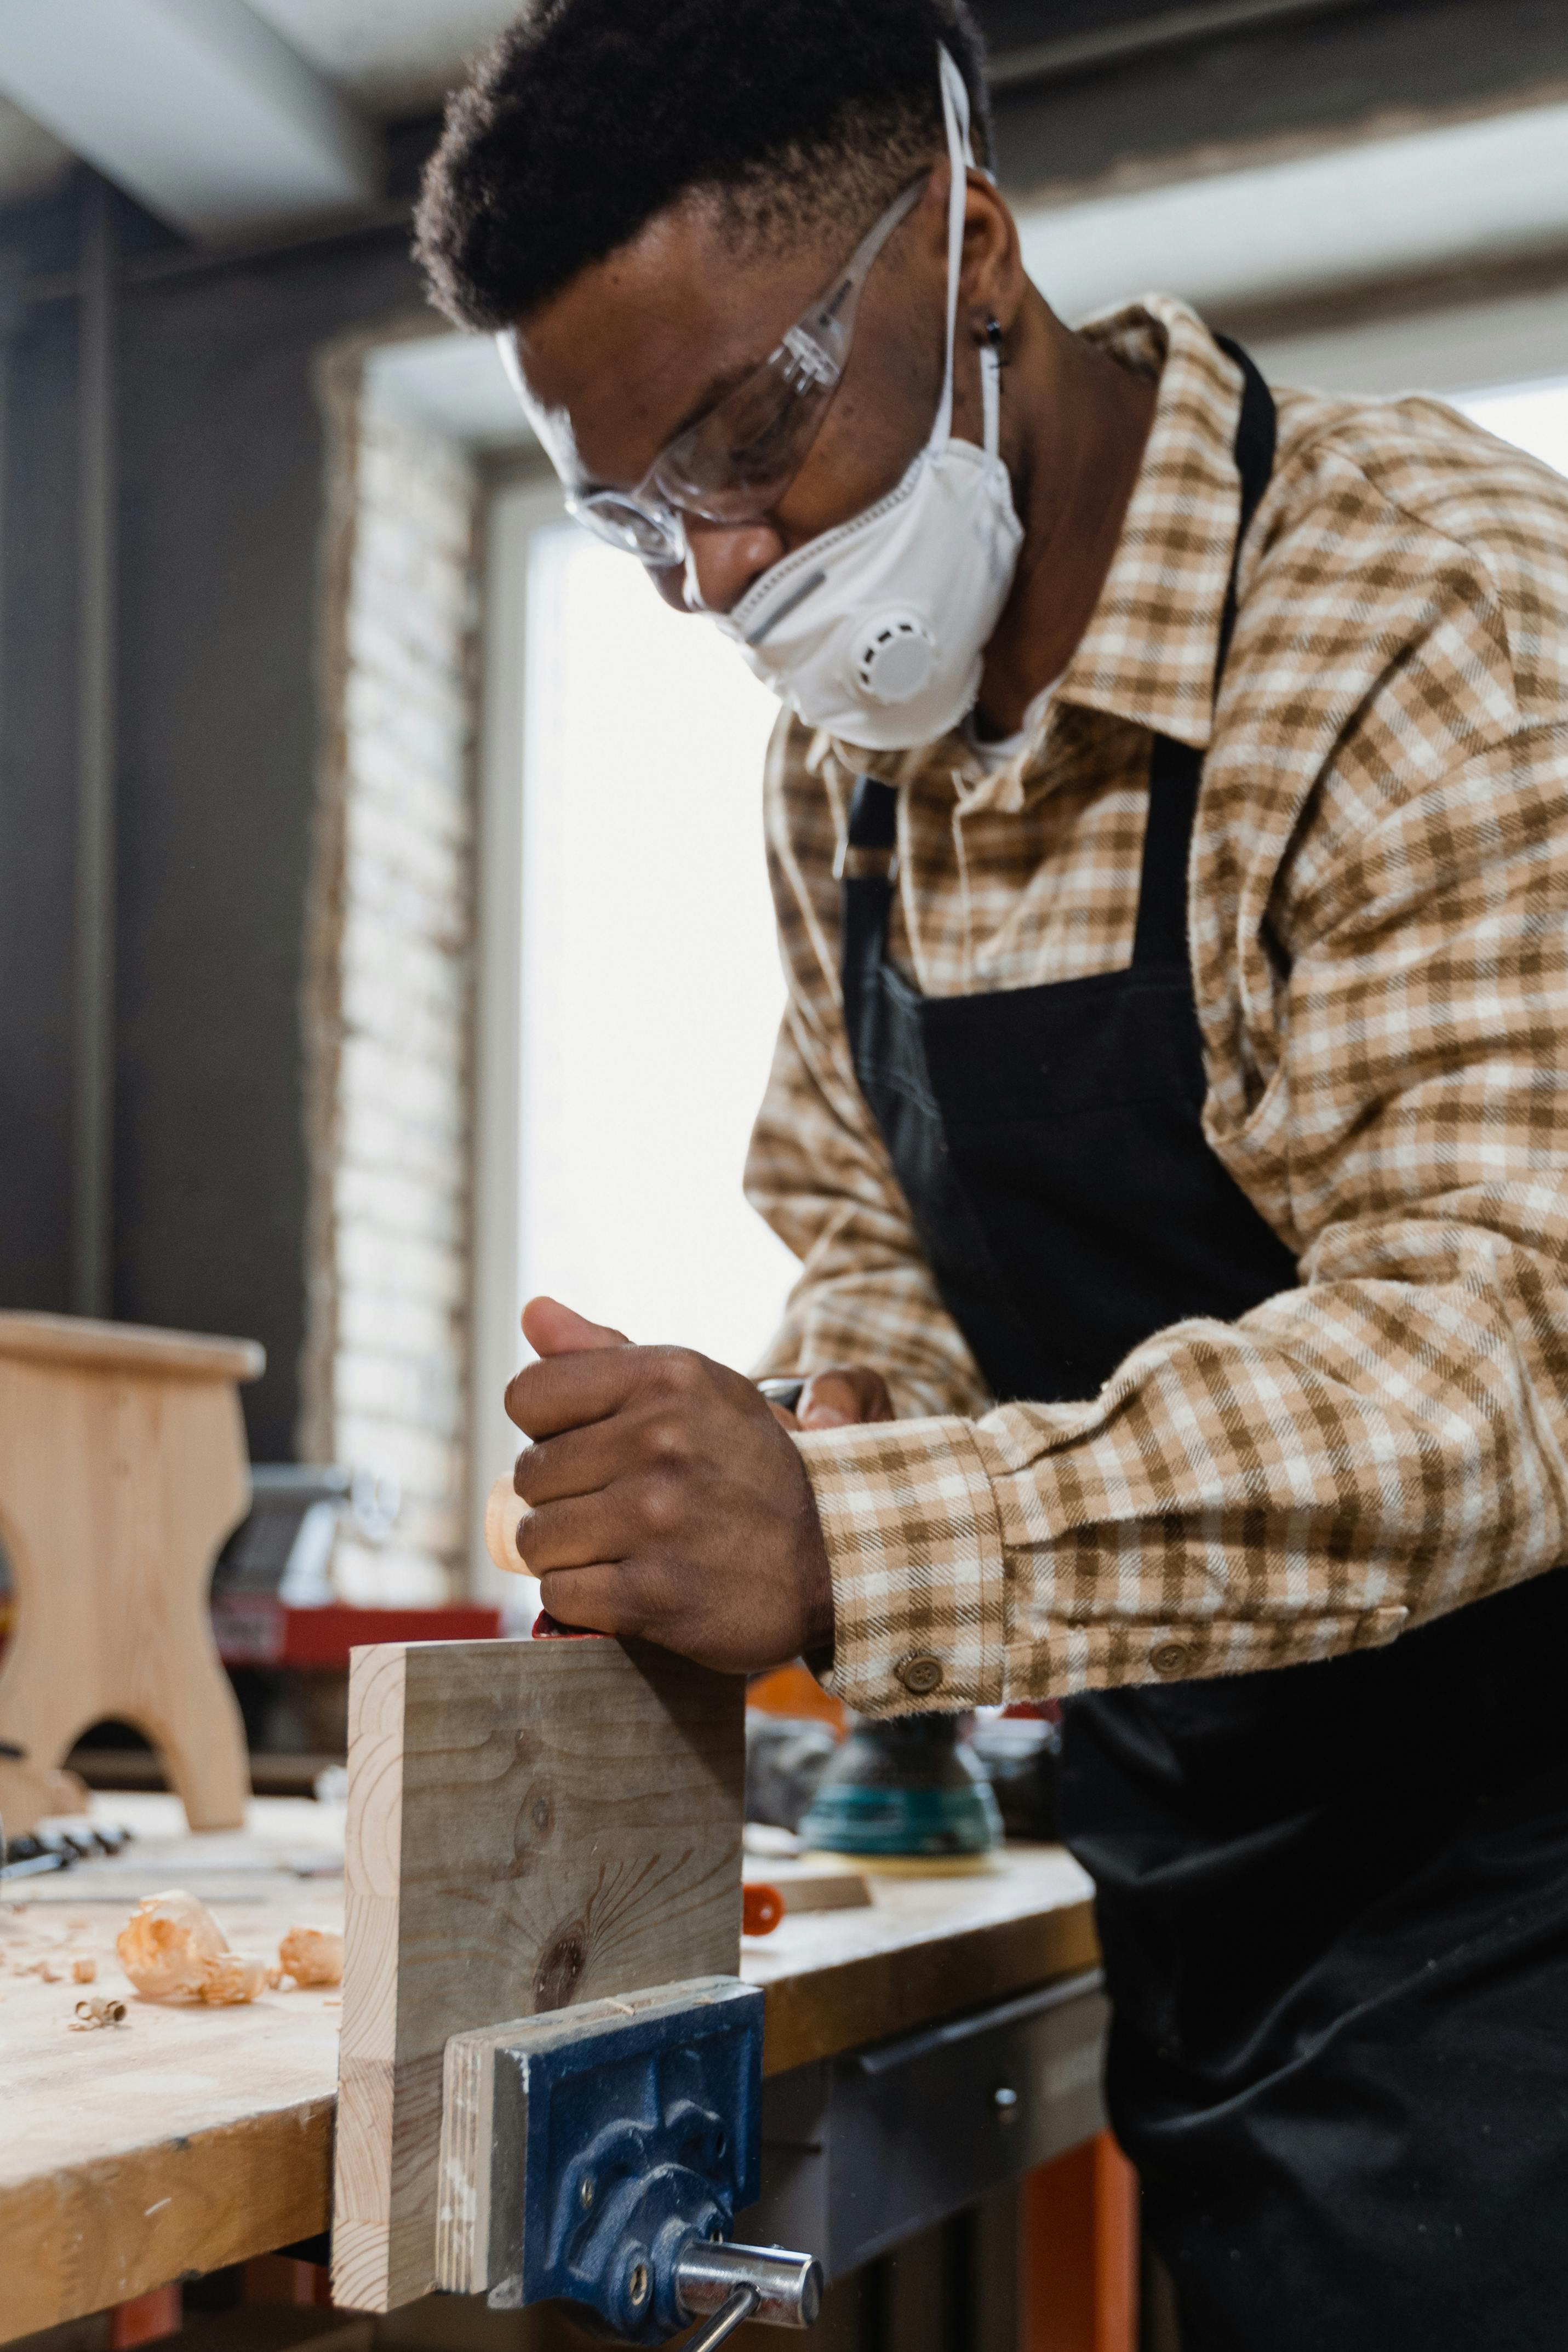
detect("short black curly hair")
[415,0,991,331]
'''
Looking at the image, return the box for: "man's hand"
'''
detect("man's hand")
[506,1298,835,1674]
[787,1366,896,1430]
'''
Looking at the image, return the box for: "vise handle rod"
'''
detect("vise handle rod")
[678,2240,822,2341]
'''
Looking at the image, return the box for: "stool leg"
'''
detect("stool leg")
[119,1377,252,1829]
[0,1361,251,1834]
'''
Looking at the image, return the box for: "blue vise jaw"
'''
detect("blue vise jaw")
[437,1975,821,2345]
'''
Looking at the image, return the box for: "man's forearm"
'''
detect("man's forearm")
[796,1245,1565,1713]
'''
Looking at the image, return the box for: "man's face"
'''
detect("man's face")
[508,175,953,616]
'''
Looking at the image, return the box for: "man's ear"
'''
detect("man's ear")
[959,175,1025,343]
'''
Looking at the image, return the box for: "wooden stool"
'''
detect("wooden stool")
[0,1312,263,1838]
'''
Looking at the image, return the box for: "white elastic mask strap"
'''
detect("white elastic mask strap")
[932,46,974,449]
[981,341,1002,457]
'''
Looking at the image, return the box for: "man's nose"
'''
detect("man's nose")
[684,517,786,615]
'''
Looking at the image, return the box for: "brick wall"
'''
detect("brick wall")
[302,365,480,1603]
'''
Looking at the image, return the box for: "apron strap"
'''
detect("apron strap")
[843,770,900,873]
[840,772,901,1033]
[841,771,900,942]
[1132,336,1277,969]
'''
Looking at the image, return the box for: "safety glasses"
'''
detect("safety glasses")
[503,173,928,569]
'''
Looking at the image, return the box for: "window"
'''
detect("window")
[471,481,799,1588]
[1458,379,1568,477]
[517,522,798,1366]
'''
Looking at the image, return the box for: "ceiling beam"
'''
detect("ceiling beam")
[1018,93,1568,324]
[0,0,382,242]
[988,0,1375,91]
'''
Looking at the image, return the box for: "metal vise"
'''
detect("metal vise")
[438,1976,821,2347]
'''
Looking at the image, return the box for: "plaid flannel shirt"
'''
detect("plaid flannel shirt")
[747,295,1568,1715]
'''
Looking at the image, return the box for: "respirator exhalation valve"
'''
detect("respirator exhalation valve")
[854,611,937,705]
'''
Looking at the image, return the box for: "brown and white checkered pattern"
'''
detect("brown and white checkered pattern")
[747,295,1568,1715]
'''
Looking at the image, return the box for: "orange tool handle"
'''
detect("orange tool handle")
[742,1882,785,1937]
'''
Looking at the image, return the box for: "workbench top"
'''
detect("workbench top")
[0,1796,1095,2340]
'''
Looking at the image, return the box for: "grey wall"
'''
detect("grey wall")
[0,286,79,1318]
[0,181,427,1459]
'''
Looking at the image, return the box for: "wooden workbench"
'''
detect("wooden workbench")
[0,1796,1096,2342]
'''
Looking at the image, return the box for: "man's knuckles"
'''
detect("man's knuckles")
[633,1469,686,1539]
[640,1411,693,1469]
[631,1349,733,1428]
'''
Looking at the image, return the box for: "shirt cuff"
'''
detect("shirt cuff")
[794,1416,1006,1715]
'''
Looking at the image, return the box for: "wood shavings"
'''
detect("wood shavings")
[71,1957,96,1984]
[24,1960,61,1983]
[115,1888,265,2006]
[277,1925,343,1988]
[116,1890,226,1998]
[197,1951,269,2006]
[70,1995,127,2031]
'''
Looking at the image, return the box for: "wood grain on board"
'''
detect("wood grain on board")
[330,1638,747,2314]
[0,1313,258,1838]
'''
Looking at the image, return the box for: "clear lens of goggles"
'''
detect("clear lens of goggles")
[565,325,846,565]
[560,175,925,566]
[567,487,685,563]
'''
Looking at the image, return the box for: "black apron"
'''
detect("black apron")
[839,340,1568,2350]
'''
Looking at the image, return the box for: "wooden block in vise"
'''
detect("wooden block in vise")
[330,1638,745,2314]
[437,1975,751,2304]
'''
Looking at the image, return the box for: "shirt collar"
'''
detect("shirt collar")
[809,295,1247,800]
[1057,296,1247,753]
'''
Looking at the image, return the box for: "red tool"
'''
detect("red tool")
[742,1882,784,1937]
[530,1610,604,1640]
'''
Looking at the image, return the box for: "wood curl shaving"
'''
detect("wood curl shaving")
[70,1995,127,2031]
[114,1892,344,2006]
[199,1950,271,2005]
[115,1889,266,2006]
[277,1925,343,1988]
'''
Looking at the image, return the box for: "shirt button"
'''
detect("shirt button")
[1150,1640,1192,1680]
[896,1654,945,1696]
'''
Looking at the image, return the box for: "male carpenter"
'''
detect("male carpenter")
[419,7,1568,2343]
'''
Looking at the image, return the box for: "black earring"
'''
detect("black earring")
[985,316,1006,364]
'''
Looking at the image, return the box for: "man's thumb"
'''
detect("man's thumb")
[521,1295,631,1357]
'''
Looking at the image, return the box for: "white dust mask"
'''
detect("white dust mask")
[711,49,1023,752]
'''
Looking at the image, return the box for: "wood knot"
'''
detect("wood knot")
[510,1785,553,1873]
[533,1927,586,2011]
